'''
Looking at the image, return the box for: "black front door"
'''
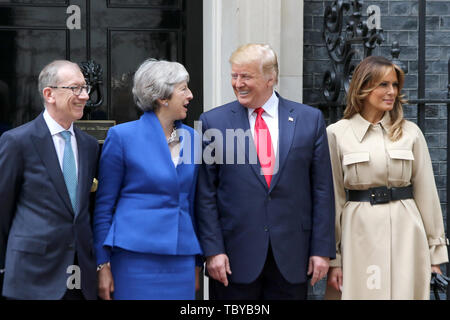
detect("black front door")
[0,0,203,135]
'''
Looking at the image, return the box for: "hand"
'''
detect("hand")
[206,254,232,287]
[327,267,343,292]
[307,256,329,286]
[195,266,202,291]
[98,264,114,300]
[432,265,442,275]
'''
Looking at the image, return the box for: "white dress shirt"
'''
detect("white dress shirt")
[43,109,79,176]
[247,91,279,155]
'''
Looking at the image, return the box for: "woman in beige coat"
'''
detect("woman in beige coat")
[325,56,448,300]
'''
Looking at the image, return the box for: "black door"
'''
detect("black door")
[0,0,203,135]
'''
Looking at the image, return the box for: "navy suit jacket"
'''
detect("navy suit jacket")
[93,111,202,265]
[195,93,335,284]
[0,113,99,299]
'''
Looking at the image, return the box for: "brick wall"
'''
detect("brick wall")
[303,0,450,300]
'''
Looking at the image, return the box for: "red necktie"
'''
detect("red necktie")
[254,108,275,187]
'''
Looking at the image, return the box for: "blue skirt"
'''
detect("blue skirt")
[110,247,196,300]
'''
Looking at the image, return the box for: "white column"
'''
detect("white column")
[201,0,222,300]
[279,0,304,102]
[205,0,306,110]
[203,0,223,112]
[236,0,281,53]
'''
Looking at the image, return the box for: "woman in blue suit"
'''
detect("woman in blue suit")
[94,59,203,300]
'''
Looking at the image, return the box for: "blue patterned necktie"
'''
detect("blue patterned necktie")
[61,131,78,213]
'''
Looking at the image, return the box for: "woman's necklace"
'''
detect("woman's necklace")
[167,126,177,144]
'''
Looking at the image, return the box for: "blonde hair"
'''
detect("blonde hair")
[344,56,407,141]
[229,43,279,84]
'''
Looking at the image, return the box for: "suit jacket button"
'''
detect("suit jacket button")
[264,226,269,232]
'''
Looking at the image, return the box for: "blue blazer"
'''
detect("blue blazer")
[0,113,99,299]
[94,111,202,265]
[195,93,335,284]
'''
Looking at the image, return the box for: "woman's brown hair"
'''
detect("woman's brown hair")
[344,56,406,141]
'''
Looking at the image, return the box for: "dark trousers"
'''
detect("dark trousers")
[62,253,85,300]
[209,244,307,300]
[62,287,85,300]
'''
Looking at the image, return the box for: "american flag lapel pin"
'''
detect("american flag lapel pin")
[288,117,294,122]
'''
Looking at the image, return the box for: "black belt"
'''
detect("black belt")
[346,185,413,205]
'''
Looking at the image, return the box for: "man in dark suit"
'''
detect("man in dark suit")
[0,60,99,300]
[195,44,335,299]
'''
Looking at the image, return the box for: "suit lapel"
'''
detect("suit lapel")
[268,96,296,192]
[141,112,181,193]
[231,103,267,189]
[74,127,89,217]
[31,114,74,216]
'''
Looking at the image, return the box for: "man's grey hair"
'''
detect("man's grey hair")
[132,59,190,112]
[38,60,81,102]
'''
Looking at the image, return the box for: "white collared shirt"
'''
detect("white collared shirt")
[247,91,279,155]
[43,109,79,176]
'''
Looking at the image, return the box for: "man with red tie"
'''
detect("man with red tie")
[195,43,336,299]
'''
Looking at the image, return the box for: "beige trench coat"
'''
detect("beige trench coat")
[325,112,448,300]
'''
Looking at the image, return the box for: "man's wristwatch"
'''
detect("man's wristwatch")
[96,262,110,272]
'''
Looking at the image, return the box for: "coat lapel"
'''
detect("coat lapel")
[268,95,296,192]
[231,103,267,189]
[74,127,89,217]
[31,114,74,216]
[141,111,181,193]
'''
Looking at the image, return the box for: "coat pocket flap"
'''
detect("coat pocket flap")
[11,237,47,255]
[388,149,414,160]
[343,152,370,166]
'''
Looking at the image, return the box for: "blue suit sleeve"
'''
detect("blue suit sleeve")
[93,127,124,264]
[310,111,336,259]
[194,114,226,257]
[188,132,205,267]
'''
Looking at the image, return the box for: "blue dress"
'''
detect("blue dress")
[93,111,202,300]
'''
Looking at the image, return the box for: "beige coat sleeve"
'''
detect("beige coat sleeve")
[327,126,346,267]
[411,124,449,265]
